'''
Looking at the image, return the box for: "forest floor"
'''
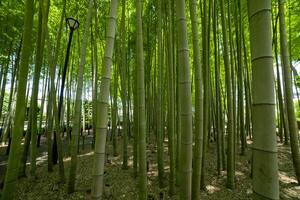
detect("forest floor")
[0,133,299,200]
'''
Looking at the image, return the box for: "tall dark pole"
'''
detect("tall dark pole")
[58,29,74,122]
[53,28,75,164]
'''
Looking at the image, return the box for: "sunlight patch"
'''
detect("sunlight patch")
[206,185,220,194]
[36,154,48,165]
[78,151,94,157]
[279,172,297,184]
[235,171,245,177]
[282,187,300,198]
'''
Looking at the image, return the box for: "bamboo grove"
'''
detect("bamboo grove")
[0,0,300,199]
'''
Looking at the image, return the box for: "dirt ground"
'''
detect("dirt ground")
[0,135,299,200]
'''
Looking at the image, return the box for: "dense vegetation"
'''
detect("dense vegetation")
[0,0,300,199]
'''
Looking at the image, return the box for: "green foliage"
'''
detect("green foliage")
[295,75,300,88]
[294,100,300,121]
[83,100,93,123]
[288,0,300,62]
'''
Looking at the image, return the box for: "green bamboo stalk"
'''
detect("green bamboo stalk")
[1,0,34,198]
[219,0,235,189]
[136,0,147,198]
[157,0,164,188]
[91,0,118,198]
[248,0,279,199]
[189,0,204,198]
[30,0,50,175]
[278,0,300,184]
[175,0,193,198]
[166,0,175,195]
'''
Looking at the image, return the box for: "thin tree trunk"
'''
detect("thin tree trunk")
[120,0,128,169]
[237,0,245,155]
[30,0,50,175]
[175,0,193,198]
[189,0,203,198]
[0,45,12,122]
[92,2,99,149]
[200,0,209,189]
[111,54,118,156]
[156,0,164,188]
[136,0,148,198]
[278,0,300,184]
[273,17,290,145]
[45,0,66,173]
[219,0,235,189]
[166,0,175,196]
[213,0,222,175]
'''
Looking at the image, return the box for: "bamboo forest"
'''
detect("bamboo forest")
[1,0,300,199]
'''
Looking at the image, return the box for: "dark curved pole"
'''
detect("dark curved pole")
[58,29,74,122]
[53,29,74,164]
